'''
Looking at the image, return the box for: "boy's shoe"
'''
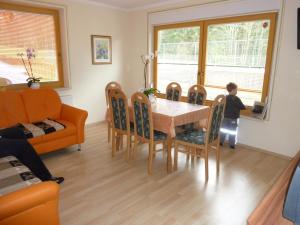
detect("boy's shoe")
[230,145,235,149]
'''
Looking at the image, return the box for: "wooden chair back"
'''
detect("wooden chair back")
[105,82,122,107]
[166,82,182,101]
[108,88,130,134]
[188,85,207,105]
[205,95,226,145]
[131,92,153,142]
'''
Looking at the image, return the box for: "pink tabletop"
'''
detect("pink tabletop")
[150,98,210,137]
[106,98,210,138]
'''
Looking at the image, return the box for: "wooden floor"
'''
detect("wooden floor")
[42,123,289,225]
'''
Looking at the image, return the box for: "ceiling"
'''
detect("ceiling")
[87,0,185,10]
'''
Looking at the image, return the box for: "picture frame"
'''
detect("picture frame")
[91,35,112,64]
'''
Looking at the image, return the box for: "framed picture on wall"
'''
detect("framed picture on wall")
[91,35,112,64]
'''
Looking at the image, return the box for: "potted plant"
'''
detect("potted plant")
[143,87,159,97]
[143,87,159,104]
[18,48,42,89]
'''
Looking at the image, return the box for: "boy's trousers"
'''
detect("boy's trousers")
[220,118,238,146]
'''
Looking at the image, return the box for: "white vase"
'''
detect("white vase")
[30,82,40,89]
[149,94,156,104]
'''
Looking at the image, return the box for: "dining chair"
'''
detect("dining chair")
[105,81,122,143]
[174,95,226,181]
[178,85,207,131]
[108,88,133,159]
[131,92,168,175]
[166,82,182,101]
[187,84,207,105]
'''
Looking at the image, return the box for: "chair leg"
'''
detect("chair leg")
[216,140,221,173]
[112,131,116,157]
[120,135,124,150]
[186,147,190,162]
[116,135,119,152]
[191,147,196,162]
[148,142,154,175]
[162,142,166,161]
[133,136,138,160]
[205,147,209,181]
[126,135,131,160]
[108,123,111,143]
[174,142,178,170]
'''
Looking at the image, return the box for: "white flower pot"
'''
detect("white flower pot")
[30,82,40,89]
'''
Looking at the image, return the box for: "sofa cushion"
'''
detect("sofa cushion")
[0,91,28,128]
[28,120,76,145]
[21,88,62,123]
[0,156,41,196]
[14,119,65,139]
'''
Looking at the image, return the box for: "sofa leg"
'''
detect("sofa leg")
[78,144,81,151]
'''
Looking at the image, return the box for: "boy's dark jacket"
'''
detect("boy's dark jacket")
[224,95,246,119]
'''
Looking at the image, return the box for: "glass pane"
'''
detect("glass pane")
[0,9,59,84]
[205,19,271,105]
[157,26,200,95]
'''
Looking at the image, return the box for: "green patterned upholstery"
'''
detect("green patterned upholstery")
[188,92,205,105]
[166,88,180,101]
[208,104,224,143]
[133,101,167,141]
[176,129,205,145]
[153,130,167,141]
[176,98,225,145]
[111,97,127,131]
[133,101,151,139]
[133,101,143,137]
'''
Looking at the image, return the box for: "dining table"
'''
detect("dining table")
[106,97,210,172]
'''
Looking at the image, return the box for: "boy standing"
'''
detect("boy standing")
[220,82,246,149]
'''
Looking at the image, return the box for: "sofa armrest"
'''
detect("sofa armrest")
[0,182,60,225]
[61,104,88,143]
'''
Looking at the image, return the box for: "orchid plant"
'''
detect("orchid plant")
[141,53,155,89]
[17,48,41,87]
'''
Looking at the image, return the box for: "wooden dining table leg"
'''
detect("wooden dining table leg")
[167,135,173,173]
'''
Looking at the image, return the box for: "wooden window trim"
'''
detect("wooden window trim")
[153,13,277,117]
[0,2,64,89]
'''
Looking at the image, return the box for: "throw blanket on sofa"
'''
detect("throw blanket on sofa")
[0,156,41,196]
[15,119,65,139]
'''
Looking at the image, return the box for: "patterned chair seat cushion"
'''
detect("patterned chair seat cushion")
[0,156,41,196]
[154,130,167,141]
[176,129,206,145]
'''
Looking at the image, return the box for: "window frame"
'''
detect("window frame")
[153,21,204,102]
[153,13,277,114]
[0,2,64,89]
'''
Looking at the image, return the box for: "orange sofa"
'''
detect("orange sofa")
[0,88,88,154]
[0,182,60,225]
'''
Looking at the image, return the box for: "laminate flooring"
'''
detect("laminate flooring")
[42,123,289,225]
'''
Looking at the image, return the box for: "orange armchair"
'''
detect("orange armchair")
[0,182,60,225]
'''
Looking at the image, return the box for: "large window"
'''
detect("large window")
[154,13,276,109]
[0,3,64,88]
[154,23,202,95]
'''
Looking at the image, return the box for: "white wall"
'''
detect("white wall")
[125,0,300,157]
[21,0,130,124]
